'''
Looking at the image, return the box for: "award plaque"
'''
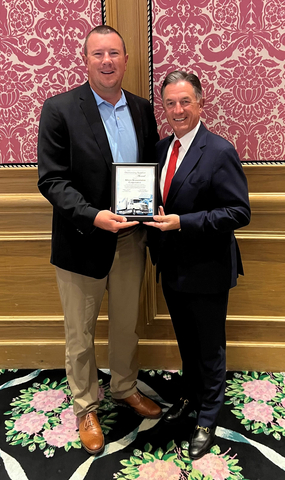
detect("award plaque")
[111,163,158,221]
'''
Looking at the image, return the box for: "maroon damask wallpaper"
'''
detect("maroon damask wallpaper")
[152,0,285,161]
[0,0,102,165]
[1,0,284,165]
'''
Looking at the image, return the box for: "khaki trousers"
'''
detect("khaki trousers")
[56,226,146,417]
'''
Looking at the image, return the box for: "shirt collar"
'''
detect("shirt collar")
[173,120,201,151]
[91,88,127,108]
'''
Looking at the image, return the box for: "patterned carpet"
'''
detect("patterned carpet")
[1,368,285,480]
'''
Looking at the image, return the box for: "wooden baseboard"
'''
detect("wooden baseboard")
[1,339,285,372]
[1,315,285,371]
[226,342,285,372]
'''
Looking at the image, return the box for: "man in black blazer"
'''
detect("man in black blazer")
[147,71,250,459]
[37,25,161,455]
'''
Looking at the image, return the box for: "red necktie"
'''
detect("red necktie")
[163,140,181,204]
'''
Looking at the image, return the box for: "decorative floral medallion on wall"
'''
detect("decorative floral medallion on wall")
[152,0,285,161]
[0,0,102,165]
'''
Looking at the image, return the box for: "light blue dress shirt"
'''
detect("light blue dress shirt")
[92,89,138,163]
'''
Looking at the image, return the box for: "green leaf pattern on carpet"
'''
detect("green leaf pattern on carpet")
[1,369,285,479]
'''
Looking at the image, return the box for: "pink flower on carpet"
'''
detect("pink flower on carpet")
[43,424,78,448]
[137,458,181,479]
[98,386,105,401]
[242,379,276,401]
[30,389,66,412]
[14,412,46,435]
[281,398,285,409]
[242,401,274,423]
[277,418,285,429]
[60,406,77,430]
[192,452,230,480]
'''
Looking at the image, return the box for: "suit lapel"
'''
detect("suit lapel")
[79,82,113,171]
[166,124,207,205]
[158,136,173,172]
[156,138,172,206]
[78,85,144,168]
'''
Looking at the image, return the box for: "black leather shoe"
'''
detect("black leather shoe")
[164,398,193,423]
[189,425,216,459]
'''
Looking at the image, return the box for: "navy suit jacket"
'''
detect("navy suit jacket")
[38,82,159,279]
[149,122,251,294]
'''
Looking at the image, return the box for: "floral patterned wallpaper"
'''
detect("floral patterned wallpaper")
[0,0,102,165]
[1,0,284,164]
[152,0,285,161]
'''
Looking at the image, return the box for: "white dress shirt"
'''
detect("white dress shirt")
[160,121,201,197]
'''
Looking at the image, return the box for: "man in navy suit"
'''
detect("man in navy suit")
[147,71,250,459]
[37,25,161,455]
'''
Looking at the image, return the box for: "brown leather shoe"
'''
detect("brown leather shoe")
[115,392,162,418]
[78,412,104,455]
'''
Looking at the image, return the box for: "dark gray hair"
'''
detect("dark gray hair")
[84,25,126,56]
[161,71,202,101]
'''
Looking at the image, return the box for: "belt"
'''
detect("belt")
[117,224,140,235]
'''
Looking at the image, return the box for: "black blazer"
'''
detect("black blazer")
[38,82,159,279]
[148,123,251,294]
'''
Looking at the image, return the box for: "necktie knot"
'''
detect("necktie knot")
[163,139,181,204]
[173,139,181,153]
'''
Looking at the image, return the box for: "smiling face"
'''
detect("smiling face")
[83,31,128,105]
[162,81,203,138]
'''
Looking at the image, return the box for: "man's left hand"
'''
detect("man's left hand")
[145,206,180,231]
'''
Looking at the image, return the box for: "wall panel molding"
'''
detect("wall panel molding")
[1,161,285,370]
[105,0,149,99]
[1,337,285,372]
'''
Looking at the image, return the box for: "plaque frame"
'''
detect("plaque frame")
[111,163,159,221]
